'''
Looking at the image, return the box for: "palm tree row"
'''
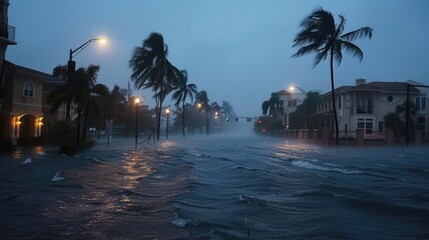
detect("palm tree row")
[129,32,199,140]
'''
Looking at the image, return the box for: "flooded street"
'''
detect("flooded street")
[1,134,429,239]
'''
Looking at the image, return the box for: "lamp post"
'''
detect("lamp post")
[68,37,106,147]
[290,85,309,129]
[134,97,139,149]
[165,108,170,139]
[67,37,106,120]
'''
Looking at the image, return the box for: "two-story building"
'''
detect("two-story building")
[0,61,66,144]
[314,79,428,140]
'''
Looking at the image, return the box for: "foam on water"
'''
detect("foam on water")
[172,213,191,227]
[292,160,362,174]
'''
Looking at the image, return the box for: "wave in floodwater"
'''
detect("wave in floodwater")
[1,134,429,239]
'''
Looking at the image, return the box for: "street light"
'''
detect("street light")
[165,108,170,139]
[135,97,139,149]
[289,85,309,129]
[67,37,107,120]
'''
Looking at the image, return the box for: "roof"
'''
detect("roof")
[7,61,65,85]
[320,81,421,98]
[277,90,291,95]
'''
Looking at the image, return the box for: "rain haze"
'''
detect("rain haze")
[3,1,429,239]
[7,0,429,117]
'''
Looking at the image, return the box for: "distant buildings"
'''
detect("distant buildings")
[277,89,304,127]
[313,79,428,140]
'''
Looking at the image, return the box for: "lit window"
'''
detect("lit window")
[23,82,34,97]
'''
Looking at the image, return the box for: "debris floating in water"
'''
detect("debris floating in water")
[52,171,65,181]
[22,158,32,164]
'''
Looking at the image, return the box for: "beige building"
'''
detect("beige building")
[0,61,66,144]
[314,79,428,140]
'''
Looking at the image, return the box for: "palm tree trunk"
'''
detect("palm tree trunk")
[182,102,185,137]
[330,50,339,146]
[82,101,89,143]
[76,110,81,147]
[156,82,163,141]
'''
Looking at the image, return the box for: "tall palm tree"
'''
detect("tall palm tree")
[129,32,183,141]
[171,70,198,137]
[73,65,102,145]
[292,7,373,146]
[196,90,210,136]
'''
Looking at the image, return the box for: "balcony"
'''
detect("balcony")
[0,25,16,45]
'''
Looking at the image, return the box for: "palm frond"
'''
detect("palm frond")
[341,27,373,42]
[340,40,364,61]
[313,47,329,67]
[292,42,323,57]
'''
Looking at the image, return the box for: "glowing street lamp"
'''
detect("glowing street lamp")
[289,85,309,129]
[134,97,139,149]
[67,37,107,120]
[69,37,107,147]
[165,107,170,139]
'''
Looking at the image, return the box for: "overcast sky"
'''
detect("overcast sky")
[7,0,429,117]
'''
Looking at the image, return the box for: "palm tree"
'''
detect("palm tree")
[129,32,183,141]
[292,7,373,146]
[48,65,72,119]
[262,92,281,117]
[196,90,210,136]
[171,70,198,137]
[73,65,102,145]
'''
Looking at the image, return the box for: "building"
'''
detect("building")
[277,89,304,128]
[314,79,428,140]
[0,61,66,145]
[0,0,16,75]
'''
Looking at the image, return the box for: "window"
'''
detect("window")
[23,82,34,97]
[379,121,384,133]
[293,99,297,107]
[387,95,393,103]
[280,100,284,106]
[416,97,427,110]
[288,100,292,107]
[357,118,373,135]
[338,96,342,109]
[356,97,373,114]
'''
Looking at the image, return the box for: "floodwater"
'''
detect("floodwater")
[1,134,428,239]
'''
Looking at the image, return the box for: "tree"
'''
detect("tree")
[292,7,373,146]
[73,65,103,145]
[196,90,210,136]
[384,101,417,139]
[289,91,319,129]
[48,65,72,118]
[221,101,236,120]
[171,70,198,137]
[129,32,183,141]
[262,92,284,130]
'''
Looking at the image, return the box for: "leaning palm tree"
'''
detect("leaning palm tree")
[262,92,281,117]
[129,32,183,141]
[292,7,373,146]
[196,90,210,136]
[171,70,198,137]
[48,65,72,119]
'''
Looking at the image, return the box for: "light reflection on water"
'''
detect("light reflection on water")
[1,135,428,239]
